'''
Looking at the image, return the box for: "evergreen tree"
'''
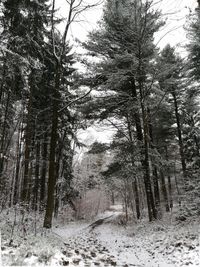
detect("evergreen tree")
[157,45,187,178]
[82,0,164,221]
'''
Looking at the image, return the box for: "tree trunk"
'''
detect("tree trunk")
[21,72,34,203]
[165,147,173,209]
[160,171,170,212]
[172,92,187,177]
[167,175,173,210]
[127,113,141,220]
[152,168,161,210]
[139,87,157,221]
[43,65,60,228]
[21,109,32,203]
[132,180,141,219]
[13,120,23,205]
[40,132,48,207]
[33,139,40,211]
[147,108,161,213]
[0,90,11,178]
[54,158,61,219]
[131,78,156,221]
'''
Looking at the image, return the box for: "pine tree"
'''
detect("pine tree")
[82,0,164,221]
[157,45,187,179]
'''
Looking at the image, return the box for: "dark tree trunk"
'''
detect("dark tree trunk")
[43,65,60,228]
[165,147,173,209]
[33,139,40,211]
[54,127,69,217]
[40,132,48,207]
[0,63,6,104]
[167,175,173,210]
[152,168,161,209]
[127,113,141,220]
[132,180,141,219]
[147,108,161,212]
[131,79,157,221]
[54,158,61,219]
[172,92,187,177]
[139,86,157,221]
[0,91,11,178]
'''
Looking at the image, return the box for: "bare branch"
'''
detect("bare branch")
[155,25,183,47]
[60,0,103,58]
[58,88,92,113]
[51,0,59,61]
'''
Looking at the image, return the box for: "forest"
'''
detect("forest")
[0,0,200,266]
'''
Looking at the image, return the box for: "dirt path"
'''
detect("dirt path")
[53,206,128,266]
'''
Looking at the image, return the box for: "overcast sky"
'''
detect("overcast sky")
[56,0,197,51]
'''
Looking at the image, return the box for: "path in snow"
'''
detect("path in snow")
[53,205,125,266]
[53,205,200,267]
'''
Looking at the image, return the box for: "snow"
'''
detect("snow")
[53,205,200,266]
[1,205,200,266]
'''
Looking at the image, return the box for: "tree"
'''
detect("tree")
[157,45,187,178]
[43,0,102,228]
[82,0,164,221]
[1,0,52,207]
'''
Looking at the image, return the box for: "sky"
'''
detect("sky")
[56,0,197,50]
[55,0,198,146]
[154,0,197,53]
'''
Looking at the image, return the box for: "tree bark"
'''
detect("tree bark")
[33,139,40,211]
[147,108,161,213]
[131,78,157,221]
[40,132,48,207]
[43,64,60,228]
[127,113,141,220]
[172,92,187,178]
[0,90,11,178]
[139,84,157,221]
[165,147,173,209]
[132,180,141,219]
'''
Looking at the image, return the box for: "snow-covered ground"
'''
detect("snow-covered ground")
[1,205,200,266]
[95,219,200,266]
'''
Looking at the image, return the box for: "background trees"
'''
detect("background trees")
[0,0,101,228]
[0,0,199,229]
[82,0,166,221]
[79,0,200,221]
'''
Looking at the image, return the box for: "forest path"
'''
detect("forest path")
[53,205,126,266]
[53,205,200,267]
[53,204,167,266]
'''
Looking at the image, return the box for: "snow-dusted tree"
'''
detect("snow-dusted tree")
[82,0,164,221]
[157,45,187,178]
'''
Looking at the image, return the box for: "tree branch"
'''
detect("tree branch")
[58,88,92,113]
